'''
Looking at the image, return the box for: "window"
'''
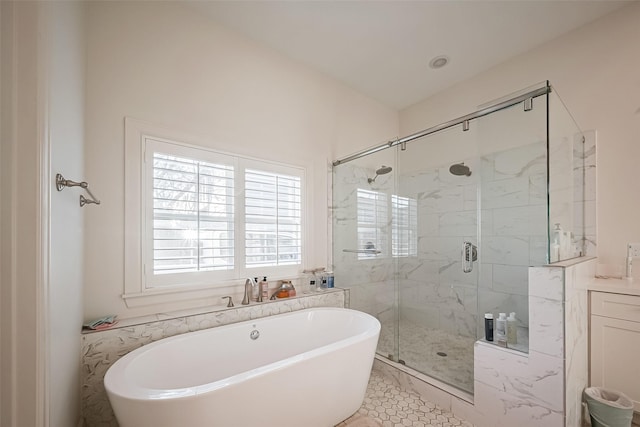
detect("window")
[245,170,302,268]
[124,118,305,306]
[356,189,417,259]
[151,152,235,275]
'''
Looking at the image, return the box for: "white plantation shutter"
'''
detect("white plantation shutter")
[392,195,417,257]
[245,169,302,268]
[125,121,306,303]
[139,136,305,292]
[152,153,234,274]
[357,189,388,259]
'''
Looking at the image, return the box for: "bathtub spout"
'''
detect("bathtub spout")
[269,285,285,300]
[242,278,255,305]
[269,281,293,300]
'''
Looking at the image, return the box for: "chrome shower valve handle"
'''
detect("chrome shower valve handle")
[462,241,477,273]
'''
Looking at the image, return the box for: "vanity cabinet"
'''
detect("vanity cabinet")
[590,291,640,413]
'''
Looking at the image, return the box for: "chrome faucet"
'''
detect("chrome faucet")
[242,278,255,305]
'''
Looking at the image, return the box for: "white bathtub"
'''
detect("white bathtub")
[104,307,380,427]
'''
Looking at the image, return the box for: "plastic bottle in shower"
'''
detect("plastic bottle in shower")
[484,313,494,341]
[496,313,507,343]
[507,312,517,345]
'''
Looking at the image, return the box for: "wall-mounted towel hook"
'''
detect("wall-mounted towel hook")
[55,173,101,207]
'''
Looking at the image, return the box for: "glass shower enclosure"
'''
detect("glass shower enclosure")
[331,82,587,395]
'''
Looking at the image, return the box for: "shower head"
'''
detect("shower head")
[368,165,393,183]
[449,163,472,177]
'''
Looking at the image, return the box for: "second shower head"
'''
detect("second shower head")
[449,163,472,177]
[368,165,393,183]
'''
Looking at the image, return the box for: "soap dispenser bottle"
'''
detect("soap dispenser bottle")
[260,276,269,300]
[552,223,562,262]
[507,312,517,345]
[496,312,507,343]
[484,313,494,342]
[252,277,259,301]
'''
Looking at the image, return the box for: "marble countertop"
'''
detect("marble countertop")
[588,276,640,296]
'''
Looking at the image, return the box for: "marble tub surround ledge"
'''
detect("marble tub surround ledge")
[82,287,347,333]
[81,289,346,427]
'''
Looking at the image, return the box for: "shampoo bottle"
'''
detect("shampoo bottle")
[507,312,517,345]
[484,313,494,342]
[496,313,507,343]
[261,276,269,300]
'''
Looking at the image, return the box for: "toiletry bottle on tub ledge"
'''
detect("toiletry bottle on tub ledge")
[261,276,269,300]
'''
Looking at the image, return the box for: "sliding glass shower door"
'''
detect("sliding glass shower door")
[394,91,548,394]
[395,124,480,394]
[332,83,557,396]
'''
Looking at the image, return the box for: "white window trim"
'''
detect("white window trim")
[124,118,308,307]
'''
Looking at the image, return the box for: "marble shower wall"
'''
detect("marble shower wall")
[399,141,548,340]
[397,165,480,340]
[81,290,345,427]
[476,141,548,334]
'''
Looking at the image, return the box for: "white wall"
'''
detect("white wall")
[84,2,398,321]
[46,2,86,426]
[1,2,47,426]
[400,2,640,268]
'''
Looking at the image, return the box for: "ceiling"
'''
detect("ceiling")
[191,1,630,110]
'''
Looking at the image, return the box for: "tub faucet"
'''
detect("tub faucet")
[270,281,293,300]
[242,278,255,305]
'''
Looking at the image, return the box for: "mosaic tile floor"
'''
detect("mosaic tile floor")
[377,320,475,394]
[337,370,474,427]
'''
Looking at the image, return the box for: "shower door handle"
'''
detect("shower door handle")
[462,241,477,273]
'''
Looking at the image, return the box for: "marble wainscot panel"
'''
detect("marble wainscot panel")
[81,290,345,427]
[470,258,594,427]
[562,258,594,427]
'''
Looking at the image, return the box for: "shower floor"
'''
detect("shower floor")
[377,319,476,394]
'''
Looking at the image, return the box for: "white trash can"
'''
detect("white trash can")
[583,387,634,427]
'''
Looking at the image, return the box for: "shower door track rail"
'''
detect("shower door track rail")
[332,84,551,166]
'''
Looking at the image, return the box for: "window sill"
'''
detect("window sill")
[122,283,237,308]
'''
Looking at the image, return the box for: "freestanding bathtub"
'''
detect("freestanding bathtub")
[104,307,380,427]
